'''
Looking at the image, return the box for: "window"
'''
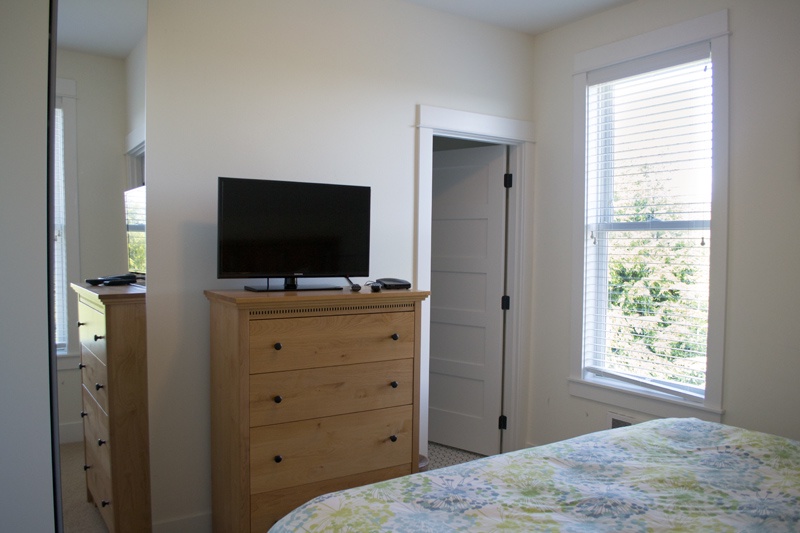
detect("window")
[571,12,729,418]
[53,106,68,350]
[126,140,145,189]
[54,79,80,356]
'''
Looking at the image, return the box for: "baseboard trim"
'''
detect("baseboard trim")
[59,421,83,444]
[153,510,211,533]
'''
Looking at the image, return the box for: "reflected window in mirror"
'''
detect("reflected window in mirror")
[127,141,145,189]
[54,78,80,356]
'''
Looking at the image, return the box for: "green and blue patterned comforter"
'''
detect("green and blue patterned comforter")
[270,418,800,532]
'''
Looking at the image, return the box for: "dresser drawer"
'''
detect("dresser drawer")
[250,359,413,427]
[78,301,107,365]
[82,385,111,476]
[250,405,413,493]
[83,387,114,528]
[86,440,114,531]
[249,312,414,374]
[85,440,115,531]
[250,464,412,533]
[81,347,108,413]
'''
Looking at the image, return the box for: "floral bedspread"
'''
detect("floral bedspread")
[270,418,800,532]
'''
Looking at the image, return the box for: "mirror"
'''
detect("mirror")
[54,0,147,530]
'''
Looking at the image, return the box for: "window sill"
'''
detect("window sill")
[56,351,80,371]
[569,375,723,422]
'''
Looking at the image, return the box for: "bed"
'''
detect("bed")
[269,418,800,532]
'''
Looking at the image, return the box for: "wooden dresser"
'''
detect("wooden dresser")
[71,283,151,532]
[205,289,429,532]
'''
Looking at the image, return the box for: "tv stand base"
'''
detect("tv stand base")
[244,284,342,292]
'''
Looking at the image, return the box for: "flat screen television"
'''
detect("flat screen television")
[217,177,370,291]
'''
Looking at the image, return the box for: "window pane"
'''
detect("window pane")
[584,55,713,399]
[53,106,68,349]
[586,229,710,394]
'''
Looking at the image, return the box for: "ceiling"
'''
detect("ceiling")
[57,0,147,58]
[57,0,634,58]
[401,0,634,35]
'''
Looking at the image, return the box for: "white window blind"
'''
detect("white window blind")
[53,80,79,357]
[53,105,68,350]
[583,50,713,401]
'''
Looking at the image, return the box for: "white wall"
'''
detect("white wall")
[145,0,535,528]
[528,0,800,445]
[126,35,147,150]
[0,0,57,530]
[56,49,129,281]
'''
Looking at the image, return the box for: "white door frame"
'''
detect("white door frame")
[415,105,535,455]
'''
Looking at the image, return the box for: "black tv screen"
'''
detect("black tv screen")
[217,177,370,291]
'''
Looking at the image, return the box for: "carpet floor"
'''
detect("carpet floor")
[428,441,485,470]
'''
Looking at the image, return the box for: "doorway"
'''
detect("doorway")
[415,105,535,458]
[429,141,508,456]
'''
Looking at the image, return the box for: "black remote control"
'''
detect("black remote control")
[86,274,137,286]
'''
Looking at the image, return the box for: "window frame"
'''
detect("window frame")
[570,11,729,420]
[55,78,81,358]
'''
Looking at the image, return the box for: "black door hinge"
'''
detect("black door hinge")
[501,295,510,310]
[499,415,508,430]
[504,173,513,188]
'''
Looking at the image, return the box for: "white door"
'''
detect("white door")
[428,144,507,456]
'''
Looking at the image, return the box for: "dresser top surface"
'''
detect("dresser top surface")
[204,288,429,309]
[71,282,146,303]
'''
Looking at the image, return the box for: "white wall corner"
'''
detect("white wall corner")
[126,126,146,154]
